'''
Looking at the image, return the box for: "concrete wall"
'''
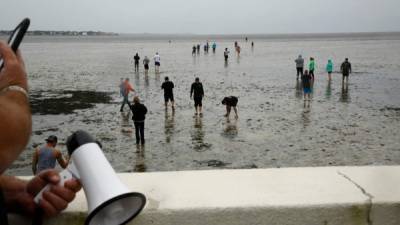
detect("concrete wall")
[9,166,400,225]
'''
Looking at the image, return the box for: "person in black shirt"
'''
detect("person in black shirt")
[341,58,352,84]
[190,77,204,116]
[161,76,175,110]
[133,53,140,72]
[222,96,239,119]
[130,96,148,145]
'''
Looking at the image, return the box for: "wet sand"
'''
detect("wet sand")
[7,34,400,175]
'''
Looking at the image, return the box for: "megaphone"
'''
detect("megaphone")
[34,130,146,225]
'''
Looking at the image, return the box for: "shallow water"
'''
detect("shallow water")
[6,34,400,175]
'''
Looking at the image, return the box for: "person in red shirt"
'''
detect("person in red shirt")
[120,78,135,112]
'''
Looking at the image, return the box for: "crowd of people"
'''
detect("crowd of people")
[122,39,354,146]
[294,54,352,107]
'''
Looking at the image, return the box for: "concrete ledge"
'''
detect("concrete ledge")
[10,166,400,225]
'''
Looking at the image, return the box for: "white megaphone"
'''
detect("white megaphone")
[34,130,146,225]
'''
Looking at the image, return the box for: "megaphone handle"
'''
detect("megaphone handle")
[33,169,73,204]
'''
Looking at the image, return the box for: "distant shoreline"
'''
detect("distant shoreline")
[0,30,118,36]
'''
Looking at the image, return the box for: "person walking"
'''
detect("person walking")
[130,96,148,145]
[154,52,161,73]
[133,53,140,72]
[295,55,304,79]
[224,48,230,62]
[32,135,68,175]
[222,96,239,119]
[302,70,312,106]
[161,76,175,110]
[120,78,135,112]
[212,42,217,53]
[143,56,150,75]
[192,45,197,56]
[341,58,352,84]
[196,44,200,54]
[326,59,334,80]
[308,57,316,80]
[190,77,204,116]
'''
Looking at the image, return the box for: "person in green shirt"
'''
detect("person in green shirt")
[326,59,333,80]
[308,57,316,80]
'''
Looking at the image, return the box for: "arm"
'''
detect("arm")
[201,84,204,97]
[0,42,31,173]
[350,63,352,73]
[55,150,68,169]
[190,84,194,98]
[32,148,39,175]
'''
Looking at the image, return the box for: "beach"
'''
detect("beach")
[6,33,400,175]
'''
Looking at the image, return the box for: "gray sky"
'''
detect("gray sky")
[1,0,400,34]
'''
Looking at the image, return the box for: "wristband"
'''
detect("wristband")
[0,85,29,99]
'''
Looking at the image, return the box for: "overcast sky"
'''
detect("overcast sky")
[1,0,400,34]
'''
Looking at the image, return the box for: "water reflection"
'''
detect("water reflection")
[301,107,311,129]
[144,74,149,87]
[295,79,303,100]
[236,55,241,64]
[121,111,133,137]
[340,82,350,103]
[134,145,146,172]
[325,80,332,100]
[134,71,140,87]
[222,118,238,138]
[224,60,228,68]
[164,109,175,143]
[191,116,206,152]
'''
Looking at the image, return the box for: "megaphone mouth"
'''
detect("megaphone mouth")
[85,192,146,225]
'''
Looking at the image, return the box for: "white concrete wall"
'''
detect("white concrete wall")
[9,166,400,225]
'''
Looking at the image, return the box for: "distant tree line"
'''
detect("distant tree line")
[0,30,118,36]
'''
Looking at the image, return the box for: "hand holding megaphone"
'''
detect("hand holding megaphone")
[34,130,146,225]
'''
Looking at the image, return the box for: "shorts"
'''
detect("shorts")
[228,98,238,107]
[155,62,160,66]
[134,61,139,66]
[194,97,203,107]
[144,64,149,70]
[342,73,349,77]
[303,87,312,94]
[164,95,174,102]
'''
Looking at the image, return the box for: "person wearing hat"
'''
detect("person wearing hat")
[32,135,68,175]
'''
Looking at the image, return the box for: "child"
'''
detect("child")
[302,70,312,103]
[326,59,333,80]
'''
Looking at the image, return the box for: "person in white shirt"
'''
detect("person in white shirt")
[154,52,161,73]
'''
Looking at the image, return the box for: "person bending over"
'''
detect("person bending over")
[222,96,239,119]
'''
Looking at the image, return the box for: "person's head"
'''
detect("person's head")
[46,135,58,147]
[136,53,138,56]
[133,96,140,104]
[165,76,169,81]
[299,55,302,58]
[225,48,228,51]
[328,59,332,63]
[310,57,314,61]
[304,70,309,75]
[195,77,200,82]
[345,58,349,62]
[125,78,130,82]
[221,97,228,105]
[156,52,159,55]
